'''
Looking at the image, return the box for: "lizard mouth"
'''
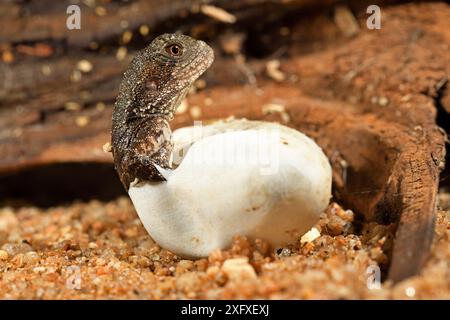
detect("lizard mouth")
[170,41,214,85]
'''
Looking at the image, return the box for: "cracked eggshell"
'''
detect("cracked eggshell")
[129,119,332,258]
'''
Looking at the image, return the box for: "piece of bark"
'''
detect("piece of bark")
[284,2,450,281]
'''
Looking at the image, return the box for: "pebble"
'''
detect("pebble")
[139,25,150,36]
[65,101,81,111]
[77,60,93,73]
[378,96,389,106]
[261,103,290,123]
[280,112,290,123]
[116,47,128,61]
[333,5,360,37]
[204,97,213,106]
[120,20,129,29]
[33,266,46,273]
[2,50,14,63]
[0,250,9,260]
[200,5,236,24]
[83,0,96,8]
[279,27,290,36]
[96,102,106,111]
[195,79,206,89]
[266,60,286,82]
[70,70,82,82]
[41,65,52,76]
[262,103,285,114]
[89,41,99,50]
[23,251,40,265]
[95,6,107,16]
[405,286,416,297]
[96,258,107,266]
[121,31,133,44]
[75,116,90,127]
[178,260,194,271]
[276,248,291,257]
[189,106,202,119]
[102,142,112,153]
[1,242,34,256]
[0,209,18,230]
[219,33,245,55]
[222,257,257,281]
[301,227,321,244]
[88,242,98,249]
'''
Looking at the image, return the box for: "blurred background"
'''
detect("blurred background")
[0,0,449,208]
[0,0,450,295]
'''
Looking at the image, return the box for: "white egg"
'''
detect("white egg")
[128,119,332,258]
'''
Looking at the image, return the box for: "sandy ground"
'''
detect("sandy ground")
[0,194,448,299]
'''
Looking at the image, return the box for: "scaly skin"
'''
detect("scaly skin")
[111,34,214,190]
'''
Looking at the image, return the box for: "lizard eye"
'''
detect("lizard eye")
[165,44,183,56]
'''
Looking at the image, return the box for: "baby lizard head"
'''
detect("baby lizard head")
[116,33,214,121]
